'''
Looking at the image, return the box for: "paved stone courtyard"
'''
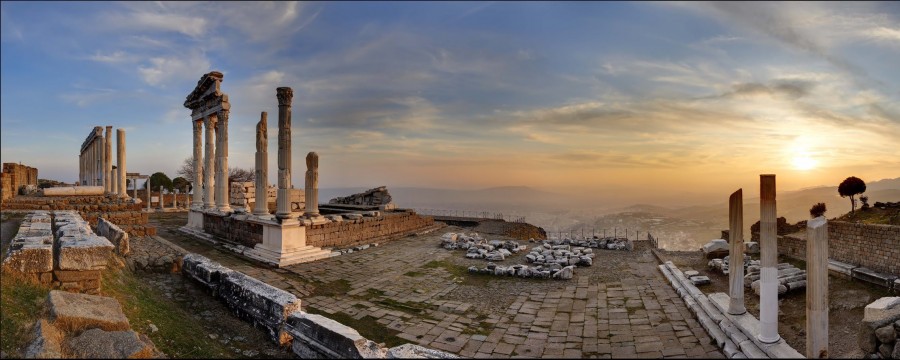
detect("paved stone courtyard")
[151,212,724,358]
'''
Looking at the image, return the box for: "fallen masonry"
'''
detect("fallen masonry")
[541,235,634,251]
[467,262,575,280]
[857,297,900,359]
[744,262,807,296]
[439,232,527,261]
[182,253,458,358]
[525,243,595,267]
[2,210,116,294]
[708,255,756,276]
[701,239,730,259]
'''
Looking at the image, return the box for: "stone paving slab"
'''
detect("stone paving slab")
[154,217,723,358]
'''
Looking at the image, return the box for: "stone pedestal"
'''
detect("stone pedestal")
[758,174,780,343]
[186,209,204,229]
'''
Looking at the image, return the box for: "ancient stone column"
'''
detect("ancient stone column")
[253,112,269,216]
[174,189,178,208]
[146,180,150,211]
[204,115,217,210]
[105,126,112,193]
[159,185,165,210]
[94,139,100,186]
[110,167,117,196]
[758,174,780,343]
[192,119,203,208]
[117,129,127,198]
[215,110,232,212]
[304,152,319,217]
[806,216,828,358]
[728,189,746,315]
[79,153,83,186]
[275,87,293,220]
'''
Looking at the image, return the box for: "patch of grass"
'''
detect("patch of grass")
[363,288,385,299]
[403,271,424,277]
[310,279,352,297]
[373,298,432,317]
[422,260,492,286]
[0,275,51,357]
[461,321,492,336]
[100,269,234,358]
[305,307,405,348]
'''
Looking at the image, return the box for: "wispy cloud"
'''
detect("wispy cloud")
[137,50,211,87]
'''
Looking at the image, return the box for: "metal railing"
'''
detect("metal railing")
[413,208,527,223]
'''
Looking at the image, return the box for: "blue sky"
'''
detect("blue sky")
[2,1,898,203]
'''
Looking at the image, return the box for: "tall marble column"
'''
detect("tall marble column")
[79,153,83,186]
[806,216,829,358]
[275,87,293,220]
[117,129,127,198]
[253,112,269,216]
[192,119,203,208]
[94,139,100,186]
[174,189,179,209]
[146,180,150,211]
[304,152,320,218]
[758,174,780,343]
[728,189,746,315]
[159,185,165,210]
[105,126,112,193]
[215,111,232,212]
[204,115,217,210]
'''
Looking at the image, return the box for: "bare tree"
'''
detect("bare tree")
[177,157,254,188]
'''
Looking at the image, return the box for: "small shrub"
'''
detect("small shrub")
[809,203,827,218]
[860,195,870,210]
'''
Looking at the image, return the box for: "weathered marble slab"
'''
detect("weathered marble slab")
[218,270,300,345]
[285,311,386,359]
[57,235,114,271]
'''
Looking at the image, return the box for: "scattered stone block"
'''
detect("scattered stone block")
[744,242,759,254]
[56,235,114,271]
[285,311,386,358]
[98,218,130,256]
[67,328,155,359]
[690,276,711,286]
[875,325,896,344]
[865,297,900,324]
[218,270,301,345]
[386,343,460,359]
[24,319,62,359]
[47,290,130,332]
[701,239,729,259]
[182,253,233,292]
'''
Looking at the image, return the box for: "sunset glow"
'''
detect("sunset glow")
[1,2,898,205]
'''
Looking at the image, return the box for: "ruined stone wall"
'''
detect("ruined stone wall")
[305,211,434,248]
[0,195,155,236]
[775,221,900,275]
[776,234,806,260]
[203,213,264,248]
[1,163,38,200]
[0,172,11,202]
[829,221,900,275]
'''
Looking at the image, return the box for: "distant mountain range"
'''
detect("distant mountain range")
[320,177,900,225]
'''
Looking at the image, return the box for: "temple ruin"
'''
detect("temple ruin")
[179,71,436,267]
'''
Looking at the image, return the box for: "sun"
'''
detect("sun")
[792,155,817,170]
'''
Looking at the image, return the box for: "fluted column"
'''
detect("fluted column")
[728,189,746,315]
[275,87,293,220]
[192,119,203,208]
[159,185,165,209]
[104,127,112,192]
[204,115,217,209]
[758,174,780,343]
[94,139,100,186]
[117,129,127,198]
[215,111,231,212]
[304,152,320,217]
[806,216,828,358]
[253,112,269,216]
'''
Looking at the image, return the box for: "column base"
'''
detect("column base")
[757,334,781,344]
[186,209,205,229]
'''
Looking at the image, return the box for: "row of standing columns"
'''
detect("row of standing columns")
[78,126,127,198]
[724,175,828,358]
[190,112,231,212]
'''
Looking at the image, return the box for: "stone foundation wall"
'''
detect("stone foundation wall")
[1,172,12,202]
[305,211,434,248]
[0,195,155,236]
[775,221,900,276]
[776,234,806,260]
[203,213,264,248]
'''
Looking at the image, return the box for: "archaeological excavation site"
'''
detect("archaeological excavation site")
[2,68,898,360]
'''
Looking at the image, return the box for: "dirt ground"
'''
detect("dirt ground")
[657,249,891,358]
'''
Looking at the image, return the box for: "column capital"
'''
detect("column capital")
[276,87,293,106]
